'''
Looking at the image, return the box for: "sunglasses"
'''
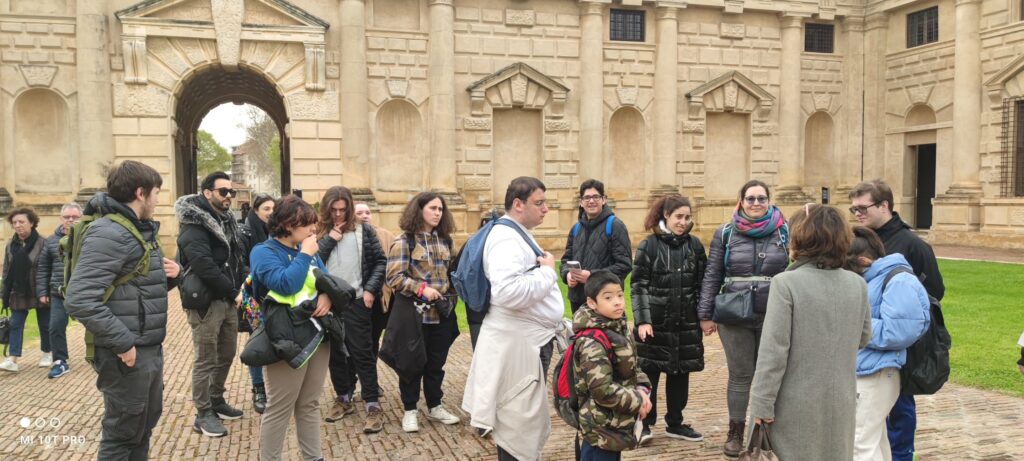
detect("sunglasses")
[849,203,878,215]
[214,187,237,198]
[743,195,769,205]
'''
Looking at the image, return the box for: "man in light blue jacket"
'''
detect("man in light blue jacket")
[847,227,930,461]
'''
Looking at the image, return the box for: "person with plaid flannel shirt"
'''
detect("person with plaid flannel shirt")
[385,191,462,433]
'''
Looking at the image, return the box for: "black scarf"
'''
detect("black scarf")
[246,210,269,247]
[7,229,40,296]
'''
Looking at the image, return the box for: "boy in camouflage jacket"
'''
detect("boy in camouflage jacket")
[572,270,653,459]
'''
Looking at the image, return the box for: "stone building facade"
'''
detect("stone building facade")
[1,0,1023,251]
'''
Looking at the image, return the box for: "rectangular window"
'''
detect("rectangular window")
[998,98,1024,197]
[610,9,645,42]
[1015,101,1024,196]
[804,23,835,53]
[906,7,939,48]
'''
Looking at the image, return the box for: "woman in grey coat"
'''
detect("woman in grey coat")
[749,204,872,461]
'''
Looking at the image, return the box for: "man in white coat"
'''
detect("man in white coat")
[462,176,565,461]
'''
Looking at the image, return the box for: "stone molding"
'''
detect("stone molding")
[122,35,147,84]
[579,1,605,17]
[466,62,570,116]
[686,70,774,120]
[984,54,1024,107]
[19,65,58,87]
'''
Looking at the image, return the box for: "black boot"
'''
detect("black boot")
[253,384,267,414]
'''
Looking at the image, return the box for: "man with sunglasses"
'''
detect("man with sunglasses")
[848,179,944,461]
[175,171,248,437]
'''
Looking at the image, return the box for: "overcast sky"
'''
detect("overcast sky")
[198,102,255,151]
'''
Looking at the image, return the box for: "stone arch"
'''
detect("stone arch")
[375,99,423,191]
[172,66,290,196]
[905,104,937,127]
[607,107,646,190]
[14,89,71,193]
[803,111,836,188]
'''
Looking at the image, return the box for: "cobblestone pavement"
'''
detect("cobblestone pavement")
[2,292,1023,461]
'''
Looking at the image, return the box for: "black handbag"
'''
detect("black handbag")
[713,288,756,324]
[240,324,278,367]
[0,306,11,356]
[180,267,211,310]
[379,293,426,378]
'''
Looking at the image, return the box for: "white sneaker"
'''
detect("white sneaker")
[38,352,53,368]
[402,410,419,433]
[426,405,461,425]
[0,358,19,372]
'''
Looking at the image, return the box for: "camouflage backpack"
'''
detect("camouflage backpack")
[59,212,160,364]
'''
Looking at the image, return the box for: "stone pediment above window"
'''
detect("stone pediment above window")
[686,71,774,120]
[985,54,1024,108]
[115,0,328,89]
[466,62,570,117]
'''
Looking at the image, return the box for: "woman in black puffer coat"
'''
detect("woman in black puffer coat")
[631,195,707,444]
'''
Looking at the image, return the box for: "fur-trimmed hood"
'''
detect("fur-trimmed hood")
[175,194,231,248]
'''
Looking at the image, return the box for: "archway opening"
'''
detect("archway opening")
[174,67,289,198]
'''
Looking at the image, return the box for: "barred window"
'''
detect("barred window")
[999,98,1024,197]
[610,9,645,42]
[906,7,939,48]
[804,23,834,53]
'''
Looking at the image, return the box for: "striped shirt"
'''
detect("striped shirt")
[386,231,452,324]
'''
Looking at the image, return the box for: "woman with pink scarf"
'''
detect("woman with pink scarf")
[696,180,791,458]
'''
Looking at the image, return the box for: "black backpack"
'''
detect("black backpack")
[881,267,951,395]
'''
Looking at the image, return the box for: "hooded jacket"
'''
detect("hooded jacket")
[874,212,945,301]
[856,253,931,377]
[35,225,66,300]
[560,206,633,309]
[175,194,245,302]
[631,223,707,374]
[65,192,177,353]
[573,306,651,451]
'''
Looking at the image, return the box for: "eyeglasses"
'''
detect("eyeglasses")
[60,215,81,222]
[849,203,878,215]
[580,195,604,203]
[743,195,769,205]
[214,187,237,198]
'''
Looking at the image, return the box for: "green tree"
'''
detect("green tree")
[197,129,231,178]
[244,107,282,192]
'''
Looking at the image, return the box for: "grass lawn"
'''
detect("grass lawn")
[937,259,1024,397]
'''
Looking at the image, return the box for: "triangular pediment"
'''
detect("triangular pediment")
[985,54,1024,103]
[116,0,328,29]
[466,63,569,114]
[686,70,774,115]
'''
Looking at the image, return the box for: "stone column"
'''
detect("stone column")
[945,0,983,197]
[652,6,679,190]
[578,1,604,182]
[863,12,888,181]
[775,14,811,202]
[76,0,114,196]
[839,16,865,197]
[428,0,458,196]
[340,0,371,189]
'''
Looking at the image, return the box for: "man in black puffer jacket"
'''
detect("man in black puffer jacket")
[66,160,181,461]
[175,171,248,437]
[560,179,633,313]
[36,203,82,379]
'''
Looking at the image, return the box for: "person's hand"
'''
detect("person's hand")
[638,324,654,342]
[363,291,375,309]
[235,292,243,308]
[118,346,137,368]
[566,272,578,287]
[162,257,180,279]
[754,417,774,425]
[301,234,319,256]
[575,270,591,284]
[538,252,556,269]
[39,296,49,305]
[329,225,344,241]
[313,293,331,317]
[638,390,652,420]
[700,320,717,336]
[1018,364,1024,376]
[421,286,441,301]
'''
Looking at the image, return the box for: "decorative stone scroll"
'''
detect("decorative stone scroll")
[505,9,535,26]
[721,23,745,39]
[19,65,58,87]
[466,62,570,117]
[122,36,147,84]
[304,42,326,91]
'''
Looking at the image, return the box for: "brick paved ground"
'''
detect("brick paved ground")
[2,291,1023,461]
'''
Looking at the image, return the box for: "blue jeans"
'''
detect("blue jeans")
[249,365,264,386]
[8,308,51,357]
[580,441,621,461]
[48,297,69,362]
[887,393,916,461]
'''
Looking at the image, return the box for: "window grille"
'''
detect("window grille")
[998,98,1024,197]
[610,9,645,42]
[906,7,939,48]
[804,23,835,53]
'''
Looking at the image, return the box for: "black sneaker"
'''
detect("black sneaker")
[193,410,228,437]
[639,426,653,446]
[666,424,703,442]
[211,397,244,420]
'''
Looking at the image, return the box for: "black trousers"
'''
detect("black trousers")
[642,365,689,428]
[370,296,389,356]
[94,345,164,461]
[329,298,381,403]
[399,312,456,411]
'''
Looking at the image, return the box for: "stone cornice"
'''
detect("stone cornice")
[779,14,808,29]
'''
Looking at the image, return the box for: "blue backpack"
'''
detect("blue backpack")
[452,218,543,314]
[569,215,615,239]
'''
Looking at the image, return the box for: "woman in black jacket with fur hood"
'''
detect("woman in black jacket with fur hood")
[631,195,707,445]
